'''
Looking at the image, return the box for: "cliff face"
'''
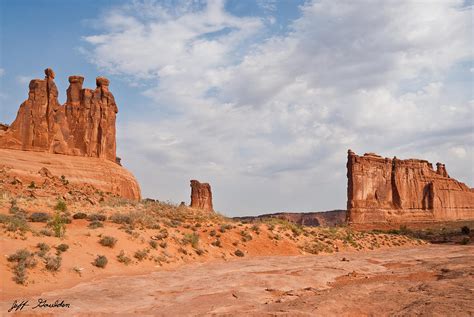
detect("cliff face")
[0,68,141,200]
[0,68,117,162]
[347,150,474,224]
[234,210,347,227]
[190,180,214,212]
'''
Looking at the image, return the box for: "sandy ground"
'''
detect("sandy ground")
[1,244,472,316]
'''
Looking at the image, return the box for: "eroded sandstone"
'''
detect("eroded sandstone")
[347,150,474,225]
[0,68,118,162]
[190,180,214,212]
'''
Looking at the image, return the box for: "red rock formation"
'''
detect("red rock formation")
[0,68,118,162]
[190,180,214,212]
[347,150,474,225]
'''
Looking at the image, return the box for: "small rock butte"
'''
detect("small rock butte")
[190,180,214,212]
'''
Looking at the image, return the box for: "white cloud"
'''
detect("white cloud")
[85,0,473,215]
[16,75,33,85]
[0,68,4,77]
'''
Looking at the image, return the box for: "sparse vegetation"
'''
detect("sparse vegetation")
[88,220,104,229]
[234,249,245,257]
[48,211,67,238]
[117,250,132,265]
[56,243,69,253]
[44,255,62,272]
[182,232,200,249]
[93,255,108,268]
[73,212,87,220]
[54,199,67,212]
[99,236,117,248]
[134,249,149,261]
[36,242,50,257]
[7,249,37,284]
[87,213,107,222]
[30,212,51,223]
[149,240,158,249]
[461,226,470,235]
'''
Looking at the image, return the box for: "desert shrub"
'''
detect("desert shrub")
[182,233,199,249]
[44,255,62,272]
[99,236,117,248]
[8,249,37,285]
[240,231,253,242]
[40,228,53,236]
[56,244,69,253]
[159,241,167,249]
[149,240,158,249]
[110,213,132,224]
[36,242,50,257]
[54,199,67,212]
[134,249,149,261]
[251,224,260,234]
[1,215,29,232]
[209,229,216,237]
[8,249,36,266]
[219,224,233,233]
[48,211,66,238]
[195,249,205,256]
[73,212,87,220]
[88,220,104,229]
[178,247,188,255]
[87,213,107,221]
[234,249,245,257]
[93,255,108,268]
[60,175,69,185]
[30,212,51,223]
[13,263,28,284]
[461,226,470,235]
[152,229,169,240]
[211,239,222,248]
[117,250,131,265]
[460,237,470,245]
[28,181,36,189]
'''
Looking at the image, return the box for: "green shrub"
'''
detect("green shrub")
[48,211,66,238]
[219,224,233,233]
[234,249,245,257]
[56,244,69,253]
[99,236,117,248]
[30,212,51,223]
[87,214,107,222]
[54,199,67,212]
[182,233,199,249]
[73,212,87,220]
[117,250,131,265]
[93,255,108,268]
[44,255,62,272]
[88,220,104,229]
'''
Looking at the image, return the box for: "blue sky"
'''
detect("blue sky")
[0,0,473,216]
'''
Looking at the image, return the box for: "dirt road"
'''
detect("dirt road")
[2,244,473,316]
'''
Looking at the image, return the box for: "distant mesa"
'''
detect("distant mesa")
[0,68,141,200]
[190,180,214,212]
[347,150,474,226]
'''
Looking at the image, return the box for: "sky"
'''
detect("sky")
[0,0,473,216]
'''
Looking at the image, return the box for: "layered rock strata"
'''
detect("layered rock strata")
[190,180,214,212]
[0,68,118,162]
[347,150,474,225]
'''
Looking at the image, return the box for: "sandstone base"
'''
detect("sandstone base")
[0,148,140,200]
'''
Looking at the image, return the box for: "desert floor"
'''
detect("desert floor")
[1,244,473,316]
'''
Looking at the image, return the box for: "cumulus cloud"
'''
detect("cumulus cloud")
[83,0,473,215]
